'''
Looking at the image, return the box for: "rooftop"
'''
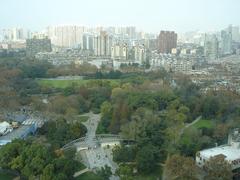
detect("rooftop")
[0,125,35,142]
[200,144,240,161]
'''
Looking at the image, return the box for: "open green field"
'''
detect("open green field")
[38,79,90,88]
[38,79,120,88]
[192,119,214,129]
[181,119,214,145]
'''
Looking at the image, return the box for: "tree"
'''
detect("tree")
[213,124,229,144]
[113,146,136,163]
[165,154,200,180]
[204,155,233,180]
[116,164,134,180]
[202,96,220,118]
[96,165,112,179]
[136,144,158,174]
[40,164,55,180]
[0,139,81,179]
[39,118,87,147]
[97,101,113,133]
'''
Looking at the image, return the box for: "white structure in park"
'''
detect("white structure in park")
[196,129,240,170]
[0,121,13,136]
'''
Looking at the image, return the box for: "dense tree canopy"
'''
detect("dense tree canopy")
[0,139,80,180]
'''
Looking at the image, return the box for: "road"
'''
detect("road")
[79,112,119,180]
[82,112,100,148]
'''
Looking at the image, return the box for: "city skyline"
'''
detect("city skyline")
[1,0,240,33]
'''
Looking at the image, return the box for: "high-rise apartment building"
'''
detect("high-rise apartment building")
[1,28,26,41]
[26,37,52,57]
[46,26,85,48]
[93,31,113,57]
[231,26,240,42]
[82,33,94,51]
[12,28,24,41]
[158,31,177,54]
[220,29,232,56]
[111,43,128,60]
[134,44,146,63]
[204,34,219,60]
[126,26,136,39]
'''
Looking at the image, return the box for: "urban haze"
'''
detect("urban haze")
[0,0,240,180]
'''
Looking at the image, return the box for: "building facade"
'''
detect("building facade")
[158,31,177,54]
[82,33,94,51]
[133,44,146,64]
[204,34,219,61]
[46,26,85,48]
[111,43,128,60]
[196,129,240,171]
[93,31,113,57]
[220,29,232,56]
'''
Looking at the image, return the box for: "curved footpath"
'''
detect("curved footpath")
[75,112,119,180]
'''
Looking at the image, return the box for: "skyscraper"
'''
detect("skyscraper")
[158,31,177,54]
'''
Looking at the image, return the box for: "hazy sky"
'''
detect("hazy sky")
[1,0,239,33]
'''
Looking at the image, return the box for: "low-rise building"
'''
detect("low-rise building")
[0,121,13,136]
[196,129,240,170]
[0,124,37,146]
[150,52,193,73]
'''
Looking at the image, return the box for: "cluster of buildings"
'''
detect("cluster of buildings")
[0,110,46,146]
[0,28,29,41]
[189,25,240,61]
[150,52,194,73]
[35,49,86,66]
[29,26,149,69]
[1,25,240,73]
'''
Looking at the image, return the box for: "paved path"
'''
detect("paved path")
[77,112,119,180]
[180,116,202,136]
[73,168,90,177]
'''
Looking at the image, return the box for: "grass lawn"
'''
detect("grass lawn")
[75,172,103,180]
[38,79,89,88]
[192,119,214,129]
[78,115,89,122]
[38,79,120,88]
[181,119,214,145]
